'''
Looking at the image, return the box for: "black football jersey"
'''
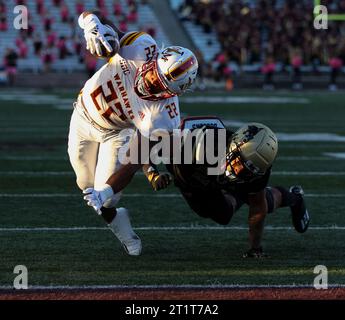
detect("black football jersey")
[166,127,271,195]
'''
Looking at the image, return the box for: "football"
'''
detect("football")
[92,33,119,59]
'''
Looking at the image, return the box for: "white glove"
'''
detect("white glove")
[78,13,118,56]
[83,184,114,215]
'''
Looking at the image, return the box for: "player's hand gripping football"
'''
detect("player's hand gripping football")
[83,185,114,215]
[150,173,172,191]
[78,13,118,57]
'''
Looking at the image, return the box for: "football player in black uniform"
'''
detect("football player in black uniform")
[144,117,310,258]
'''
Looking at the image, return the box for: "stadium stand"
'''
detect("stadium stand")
[0,0,170,73]
[1,0,345,90]
[170,0,345,88]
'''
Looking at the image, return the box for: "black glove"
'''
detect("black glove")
[243,246,269,258]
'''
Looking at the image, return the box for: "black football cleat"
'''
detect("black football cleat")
[289,185,310,233]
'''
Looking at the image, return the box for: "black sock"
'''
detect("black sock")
[274,186,299,207]
[100,207,117,224]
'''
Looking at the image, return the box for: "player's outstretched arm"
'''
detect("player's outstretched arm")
[78,11,120,58]
[243,190,269,258]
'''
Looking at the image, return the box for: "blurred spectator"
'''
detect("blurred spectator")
[27,24,35,38]
[41,46,55,72]
[3,48,18,86]
[96,0,105,8]
[61,2,70,23]
[16,36,28,58]
[19,23,35,39]
[145,25,156,38]
[291,49,303,90]
[74,36,83,61]
[127,0,138,10]
[52,0,62,6]
[47,31,57,47]
[99,6,109,19]
[36,0,45,16]
[43,13,54,32]
[119,19,128,33]
[0,1,6,15]
[261,57,276,90]
[113,0,122,16]
[57,36,70,59]
[127,9,138,24]
[84,51,97,78]
[214,52,230,82]
[33,33,43,55]
[329,57,343,91]
[0,14,7,31]
[195,50,206,90]
[76,1,84,16]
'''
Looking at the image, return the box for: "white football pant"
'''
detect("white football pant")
[68,107,133,208]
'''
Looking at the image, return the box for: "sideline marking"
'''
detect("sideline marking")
[0,284,344,290]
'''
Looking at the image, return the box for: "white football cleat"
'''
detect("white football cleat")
[108,207,142,256]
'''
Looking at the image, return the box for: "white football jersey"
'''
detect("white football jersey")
[79,31,180,137]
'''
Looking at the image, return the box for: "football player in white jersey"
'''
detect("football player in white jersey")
[68,12,198,256]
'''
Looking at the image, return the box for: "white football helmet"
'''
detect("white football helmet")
[134,46,198,101]
[225,123,278,182]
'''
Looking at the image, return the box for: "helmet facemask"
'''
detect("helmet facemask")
[223,123,278,183]
[134,57,176,101]
[225,143,264,182]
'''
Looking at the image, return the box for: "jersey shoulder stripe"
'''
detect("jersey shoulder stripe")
[120,31,147,47]
[119,31,137,47]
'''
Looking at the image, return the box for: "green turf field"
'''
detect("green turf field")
[0,88,344,287]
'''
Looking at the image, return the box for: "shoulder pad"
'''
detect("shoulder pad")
[120,31,152,48]
[180,116,225,130]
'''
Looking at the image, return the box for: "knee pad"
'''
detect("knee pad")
[265,187,275,213]
[274,186,297,207]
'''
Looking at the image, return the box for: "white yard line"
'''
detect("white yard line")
[0,156,335,161]
[277,156,330,160]
[324,152,345,159]
[0,156,68,161]
[0,128,67,133]
[0,193,180,198]
[0,225,344,232]
[181,96,310,104]
[0,171,74,176]
[0,193,344,198]
[273,171,345,176]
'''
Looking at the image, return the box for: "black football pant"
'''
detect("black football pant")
[179,187,245,225]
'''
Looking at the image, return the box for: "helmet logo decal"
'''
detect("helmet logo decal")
[161,47,184,62]
[242,125,264,141]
